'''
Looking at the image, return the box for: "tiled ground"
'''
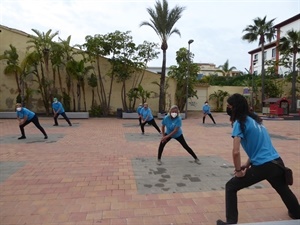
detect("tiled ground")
[0,113,299,225]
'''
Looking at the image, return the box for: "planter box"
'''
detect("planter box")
[0,112,16,119]
[157,113,167,119]
[122,112,139,119]
[180,113,186,120]
[157,113,185,120]
[59,112,89,119]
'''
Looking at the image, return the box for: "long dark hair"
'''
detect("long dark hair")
[227,93,262,133]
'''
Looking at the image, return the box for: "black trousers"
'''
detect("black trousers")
[203,113,216,124]
[54,112,71,125]
[158,134,198,160]
[140,118,161,133]
[225,158,300,223]
[19,115,47,137]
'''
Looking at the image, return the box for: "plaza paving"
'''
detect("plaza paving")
[0,113,299,225]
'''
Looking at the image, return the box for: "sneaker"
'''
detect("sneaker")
[18,136,26,140]
[141,132,144,135]
[69,124,72,126]
[216,220,235,225]
[195,158,200,164]
[157,160,162,165]
[44,136,48,139]
[216,220,228,225]
[288,210,298,219]
[53,124,58,126]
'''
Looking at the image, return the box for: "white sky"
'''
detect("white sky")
[1,0,299,72]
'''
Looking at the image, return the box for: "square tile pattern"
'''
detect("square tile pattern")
[132,156,264,194]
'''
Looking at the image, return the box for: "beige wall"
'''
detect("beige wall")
[6,25,294,114]
[0,25,178,115]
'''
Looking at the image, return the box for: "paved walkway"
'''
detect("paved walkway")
[0,113,299,225]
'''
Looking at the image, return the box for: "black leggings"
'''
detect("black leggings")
[140,118,161,133]
[54,112,71,125]
[225,158,300,223]
[158,134,198,160]
[203,113,216,124]
[19,115,47,137]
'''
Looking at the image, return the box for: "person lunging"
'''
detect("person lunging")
[157,105,199,165]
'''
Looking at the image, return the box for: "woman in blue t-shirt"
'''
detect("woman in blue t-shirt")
[157,105,199,165]
[139,103,161,134]
[217,94,300,225]
[202,101,216,124]
[15,103,48,140]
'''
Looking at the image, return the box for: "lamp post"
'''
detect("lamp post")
[185,39,194,119]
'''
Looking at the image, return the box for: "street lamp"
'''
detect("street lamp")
[185,39,194,119]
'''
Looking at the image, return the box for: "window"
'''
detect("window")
[254,70,257,75]
[272,48,276,58]
[264,51,267,59]
[254,54,258,60]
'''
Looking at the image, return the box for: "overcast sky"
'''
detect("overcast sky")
[1,0,299,72]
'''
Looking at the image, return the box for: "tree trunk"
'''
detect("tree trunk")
[260,44,265,112]
[291,52,297,113]
[159,49,167,113]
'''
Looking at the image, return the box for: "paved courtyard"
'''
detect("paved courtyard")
[0,113,299,225]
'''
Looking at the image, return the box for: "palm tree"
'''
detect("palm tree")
[209,90,230,111]
[140,0,186,113]
[242,16,276,111]
[0,45,22,100]
[28,29,59,79]
[216,59,237,76]
[278,29,300,113]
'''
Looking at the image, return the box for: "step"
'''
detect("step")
[239,220,299,225]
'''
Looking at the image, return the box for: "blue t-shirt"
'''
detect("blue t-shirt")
[140,107,153,121]
[232,116,279,166]
[16,107,35,121]
[202,104,211,114]
[52,101,65,113]
[137,106,143,115]
[162,115,182,138]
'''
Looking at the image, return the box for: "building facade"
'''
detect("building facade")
[248,14,300,76]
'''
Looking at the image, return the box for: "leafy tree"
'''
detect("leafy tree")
[26,29,59,114]
[59,35,77,111]
[209,90,230,111]
[242,16,276,110]
[0,45,22,101]
[50,42,65,94]
[278,29,300,112]
[168,47,199,112]
[140,0,186,113]
[264,78,284,98]
[66,59,93,111]
[87,73,98,108]
[216,59,237,76]
[83,33,110,115]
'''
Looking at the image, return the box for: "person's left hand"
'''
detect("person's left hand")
[234,169,246,177]
[161,135,168,143]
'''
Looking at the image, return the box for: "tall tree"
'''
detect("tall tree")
[140,0,186,113]
[242,16,276,111]
[209,90,230,112]
[278,29,300,112]
[216,59,237,76]
[0,45,22,101]
[168,47,199,112]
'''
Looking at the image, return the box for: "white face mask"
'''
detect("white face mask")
[205,103,208,105]
[54,101,58,103]
[171,112,177,118]
[16,107,22,111]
